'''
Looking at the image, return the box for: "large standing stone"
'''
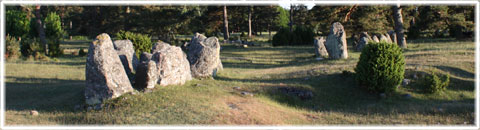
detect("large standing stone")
[85,33,134,105]
[313,37,328,58]
[372,35,380,42]
[151,42,192,86]
[325,22,348,59]
[113,40,139,77]
[134,52,157,90]
[185,33,223,78]
[356,32,370,51]
[388,30,397,44]
[379,34,392,43]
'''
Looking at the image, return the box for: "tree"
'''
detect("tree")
[6,10,30,38]
[393,5,407,48]
[223,5,229,41]
[34,5,48,55]
[248,6,252,37]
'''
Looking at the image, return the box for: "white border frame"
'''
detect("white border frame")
[0,0,479,130]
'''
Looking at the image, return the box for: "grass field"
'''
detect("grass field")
[4,38,475,125]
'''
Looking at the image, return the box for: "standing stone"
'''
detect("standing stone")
[325,22,348,59]
[85,33,134,105]
[113,40,139,77]
[134,59,158,90]
[150,42,192,86]
[384,33,392,43]
[313,37,328,58]
[388,30,397,44]
[186,33,223,78]
[379,34,391,43]
[356,32,370,51]
[372,35,380,42]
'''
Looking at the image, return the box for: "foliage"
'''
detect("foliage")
[6,10,31,38]
[44,12,65,39]
[115,30,152,57]
[354,41,405,94]
[47,39,64,57]
[5,35,21,59]
[272,28,291,46]
[20,38,44,57]
[417,70,450,94]
[272,25,315,46]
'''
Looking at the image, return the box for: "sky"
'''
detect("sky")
[278,0,316,10]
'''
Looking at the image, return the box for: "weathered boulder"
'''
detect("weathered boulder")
[325,22,348,59]
[113,40,139,77]
[186,33,223,78]
[388,30,397,44]
[379,34,392,43]
[134,42,193,89]
[313,37,328,58]
[85,33,134,105]
[134,60,158,89]
[356,32,370,51]
[372,35,380,42]
[151,42,192,86]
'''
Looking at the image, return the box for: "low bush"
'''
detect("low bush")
[272,25,315,46]
[20,38,44,57]
[6,35,21,59]
[418,70,450,94]
[354,41,405,94]
[115,30,152,57]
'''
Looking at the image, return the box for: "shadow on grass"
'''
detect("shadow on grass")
[5,76,85,112]
[216,71,474,116]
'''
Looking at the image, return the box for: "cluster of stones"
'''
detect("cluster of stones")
[314,22,348,60]
[85,33,222,105]
[313,22,400,59]
[353,30,398,51]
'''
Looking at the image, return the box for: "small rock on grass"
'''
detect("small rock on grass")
[30,110,39,116]
[402,79,411,86]
[379,93,386,99]
[402,94,412,99]
[233,86,241,90]
[241,91,254,97]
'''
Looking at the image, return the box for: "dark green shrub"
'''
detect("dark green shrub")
[44,12,65,40]
[79,48,87,57]
[418,71,450,94]
[272,28,292,46]
[272,26,315,46]
[20,38,44,57]
[6,10,30,38]
[115,30,152,57]
[354,41,405,93]
[47,38,63,57]
[5,35,21,59]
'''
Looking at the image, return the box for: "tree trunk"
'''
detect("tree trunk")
[393,5,407,48]
[248,6,252,38]
[35,5,48,55]
[223,5,229,41]
[289,4,293,32]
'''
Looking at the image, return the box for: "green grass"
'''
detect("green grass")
[5,38,475,125]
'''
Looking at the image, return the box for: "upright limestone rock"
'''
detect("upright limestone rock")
[151,42,192,86]
[186,33,223,78]
[325,22,348,59]
[314,37,328,58]
[85,33,134,105]
[372,35,380,42]
[113,40,139,77]
[388,30,397,44]
[379,34,391,43]
[134,52,157,90]
[356,32,370,51]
